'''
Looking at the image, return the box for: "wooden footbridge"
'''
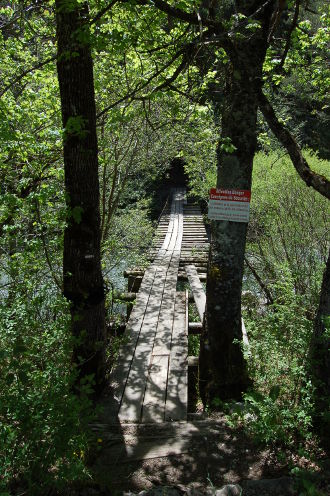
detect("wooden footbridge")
[106,188,209,424]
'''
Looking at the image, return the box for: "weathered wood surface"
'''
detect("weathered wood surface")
[185,265,206,323]
[123,270,207,282]
[92,420,226,462]
[149,199,209,268]
[102,437,190,461]
[109,189,188,423]
[242,318,250,347]
[185,265,248,345]
[188,322,203,334]
[165,291,188,422]
[106,191,211,424]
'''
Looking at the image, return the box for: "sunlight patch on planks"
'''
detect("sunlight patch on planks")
[110,188,188,423]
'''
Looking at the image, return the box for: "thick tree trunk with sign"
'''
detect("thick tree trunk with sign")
[55,0,106,392]
[200,17,270,402]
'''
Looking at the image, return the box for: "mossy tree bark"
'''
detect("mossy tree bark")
[55,0,106,393]
[200,1,272,402]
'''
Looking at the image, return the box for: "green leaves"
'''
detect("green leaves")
[269,385,281,401]
[0,293,92,494]
[219,136,237,154]
[71,205,84,224]
[239,150,330,446]
[242,267,315,445]
[64,116,89,139]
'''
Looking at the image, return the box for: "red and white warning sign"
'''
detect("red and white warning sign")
[208,188,251,223]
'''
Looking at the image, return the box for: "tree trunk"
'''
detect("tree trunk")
[311,249,330,441]
[200,21,270,402]
[55,0,106,393]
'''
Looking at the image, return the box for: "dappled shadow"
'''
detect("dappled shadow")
[91,416,290,494]
[91,190,274,493]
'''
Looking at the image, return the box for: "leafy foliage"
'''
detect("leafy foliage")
[0,289,93,494]
[243,270,314,445]
[246,151,329,312]
[237,151,330,447]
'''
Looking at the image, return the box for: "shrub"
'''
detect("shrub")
[0,286,93,495]
[242,267,315,446]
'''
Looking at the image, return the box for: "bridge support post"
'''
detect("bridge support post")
[127,274,142,319]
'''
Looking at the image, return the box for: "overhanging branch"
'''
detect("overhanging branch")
[244,256,274,305]
[139,0,201,25]
[0,55,56,98]
[258,90,330,200]
[97,46,188,118]
[90,0,119,25]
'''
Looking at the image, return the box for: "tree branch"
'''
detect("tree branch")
[0,55,56,98]
[279,0,301,69]
[150,56,187,92]
[34,198,62,291]
[138,0,201,25]
[304,6,318,15]
[97,46,187,118]
[167,83,201,103]
[258,90,330,200]
[244,256,274,305]
[90,0,119,25]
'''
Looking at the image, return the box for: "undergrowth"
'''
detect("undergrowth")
[0,285,94,495]
[232,268,316,447]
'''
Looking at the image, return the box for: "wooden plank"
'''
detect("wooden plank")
[189,269,207,274]
[142,355,169,423]
[152,286,176,356]
[165,291,188,421]
[103,436,190,461]
[156,190,178,255]
[188,356,199,367]
[118,267,168,422]
[185,264,206,322]
[183,238,208,241]
[154,199,183,357]
[91,419,225,438]
[188,322,202,334]
[178,272,207,282]
[242,318,249,347]
[93,419,227,461]
[109,264,159,409]
[119,189,185,422]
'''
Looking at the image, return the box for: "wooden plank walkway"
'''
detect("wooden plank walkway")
[150,198,209,276]
[110,188,190,423]
[96,188,252,472]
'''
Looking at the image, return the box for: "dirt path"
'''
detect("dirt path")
[90,415,312,495]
